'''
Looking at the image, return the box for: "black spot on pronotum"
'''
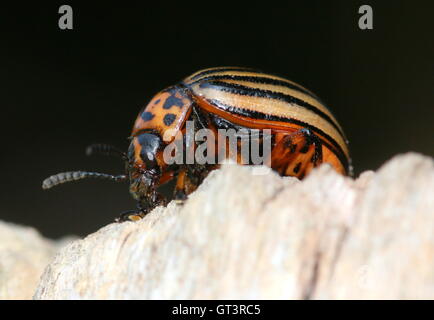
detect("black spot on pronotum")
[293,162,301,174]
[163,113,176,126]
[163,94,184,109]
[141,111,155,122]
[154,99,161,104]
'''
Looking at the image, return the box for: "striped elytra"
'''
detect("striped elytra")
[133,67,351,179]
[42,67,352,222]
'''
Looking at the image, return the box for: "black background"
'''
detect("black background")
[1,1,433,238]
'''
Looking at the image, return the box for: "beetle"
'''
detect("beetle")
[42,67,352,222]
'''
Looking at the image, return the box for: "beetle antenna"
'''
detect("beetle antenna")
[42,171,127,190]
[86,144,127,160]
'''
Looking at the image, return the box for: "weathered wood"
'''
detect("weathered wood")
[33,153,434,299]
[3,153,433,299]
[0,222,73,299]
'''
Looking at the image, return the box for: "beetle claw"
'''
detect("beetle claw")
[115,209,146,223]
[174,199,185,206]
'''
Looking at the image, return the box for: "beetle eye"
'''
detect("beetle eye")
[141,150,158,169]
[135,132,162,170]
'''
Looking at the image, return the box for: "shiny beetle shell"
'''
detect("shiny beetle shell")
[131,67,350,178]
[43,67,352,222]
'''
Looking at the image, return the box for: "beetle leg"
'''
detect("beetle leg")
[115,192,167,223]
[115,209,145,222]
[297,128,323,165]
[173,168,188,202]
[272,128,323,178]
[115,201,149,222]
[173,164,213,204]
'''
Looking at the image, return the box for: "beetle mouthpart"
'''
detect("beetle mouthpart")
[42,171,127,190]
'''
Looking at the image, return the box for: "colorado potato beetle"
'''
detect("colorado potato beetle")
[43,67,352,221]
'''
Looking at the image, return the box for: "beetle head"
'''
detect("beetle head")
[126,131,163,202]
